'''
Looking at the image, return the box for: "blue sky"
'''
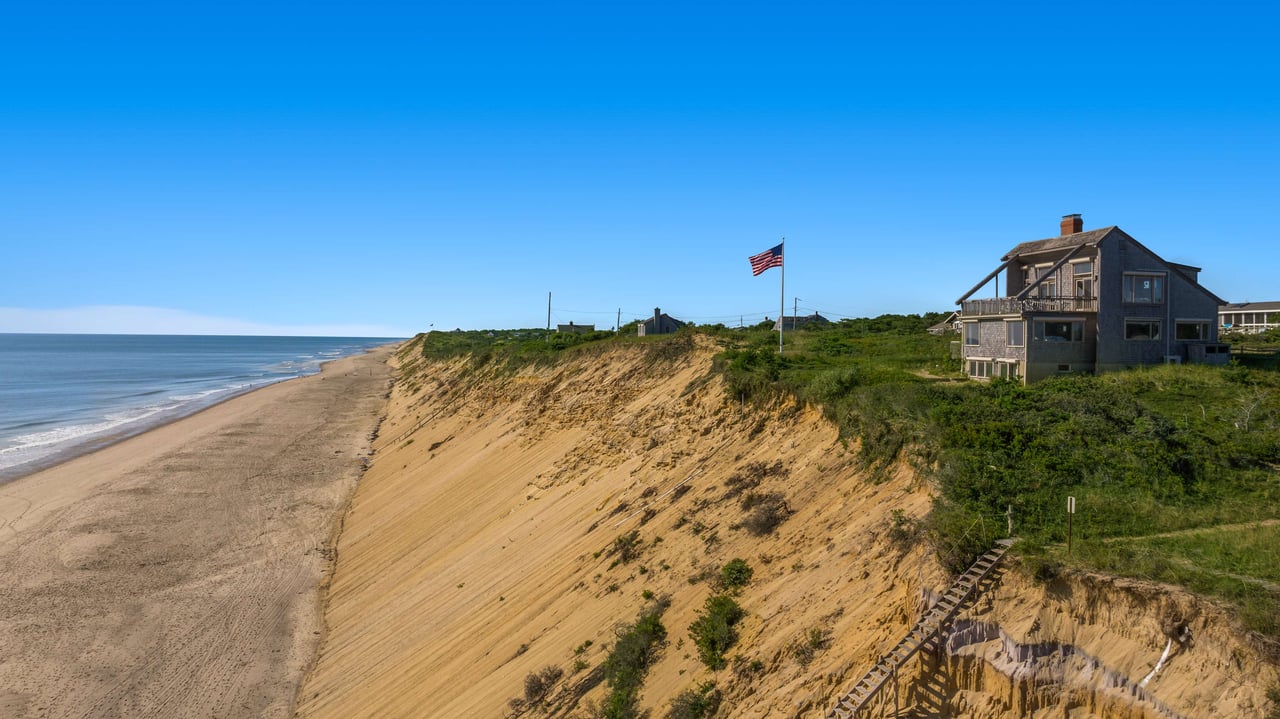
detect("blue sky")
[2,1,1277,336]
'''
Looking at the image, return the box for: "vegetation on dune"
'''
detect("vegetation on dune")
[407,317,1280,638]
[689,593,746,670]
[600,599,669,719]
[664,681,721,719]
[711,322,1280,637]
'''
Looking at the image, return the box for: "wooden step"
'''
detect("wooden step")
[823,539,1015,718]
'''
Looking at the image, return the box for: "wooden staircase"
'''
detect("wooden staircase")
[825,538,1015,719]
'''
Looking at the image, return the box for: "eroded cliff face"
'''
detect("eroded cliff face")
[928,567,1279,719]
[294,337,1278,718]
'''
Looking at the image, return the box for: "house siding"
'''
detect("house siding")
[1024,314,1096,382]
[1096,238,1221,372]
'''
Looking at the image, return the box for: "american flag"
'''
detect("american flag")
[748,243,783,276]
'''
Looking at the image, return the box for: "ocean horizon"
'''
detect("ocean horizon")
[0,333,403,481]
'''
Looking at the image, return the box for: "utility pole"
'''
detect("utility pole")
[546,292,552,338]
[793,297,802,331]
[616,308,621,334]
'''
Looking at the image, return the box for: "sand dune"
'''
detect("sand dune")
[297,337,1278,719]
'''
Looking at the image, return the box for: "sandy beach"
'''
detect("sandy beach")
[0,344,395,719]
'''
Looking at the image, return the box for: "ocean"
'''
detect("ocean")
[0,334,402,481]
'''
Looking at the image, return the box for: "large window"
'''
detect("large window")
[964,322,980,346]
[1072,260,1094,298]
[1176,321,1210,340]
[1033,319,1084,342]
[1125,319,1161,340]
[1124,273,1165,303]
[1006,320,1024,347]
[994,361,1019,379]
[967,360,992,379]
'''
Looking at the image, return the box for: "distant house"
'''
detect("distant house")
[556,321,595,335]
[638,307,685,337]
[956,214,1229,383]
[773,313,830,331]
[1220,301,1280,334]
[927,312,960,335]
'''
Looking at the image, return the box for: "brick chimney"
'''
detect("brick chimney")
[1060,214,1083,235]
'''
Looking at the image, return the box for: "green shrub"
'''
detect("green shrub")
[602,599,669,718]
[665,681,721,719]
[689,595,745,670]
[720,558,753,591]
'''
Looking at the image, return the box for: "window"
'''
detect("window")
[1123,273,1165,303]
[1125,320,1161,340]
[967,360,992,379]
[1072,260,1093,298]
[1038,278,1057,299]
[1006,321,1024,347]
[1176,321,1210,341]
[994,361,1019,379]
[1033,319,1084,342]
[964,322,980,346]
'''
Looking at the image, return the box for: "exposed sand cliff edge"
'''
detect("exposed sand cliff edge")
[295,336,1278,718]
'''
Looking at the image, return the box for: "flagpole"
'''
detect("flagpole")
[779,237,785,354]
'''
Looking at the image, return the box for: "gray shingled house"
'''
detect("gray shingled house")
[556,321,595,335]
[773,312,830,331]
[956,215,1229,383]
[637,307,685,336]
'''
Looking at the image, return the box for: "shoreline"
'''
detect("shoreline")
[0,342,400,485]
[0,343,398,718]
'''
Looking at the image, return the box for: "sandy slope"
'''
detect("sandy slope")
[295,338,948,718]
[296,337,1279,719]
[0,346,394,719]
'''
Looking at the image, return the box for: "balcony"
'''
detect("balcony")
[962,296,1098,317]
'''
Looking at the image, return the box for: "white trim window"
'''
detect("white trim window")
[994,360,1019,379]
[1006,320,1024,347]
[1072,259,1094,298]
[964,322,980,346]
[1123,272,1165,304]
[967,359,993,379]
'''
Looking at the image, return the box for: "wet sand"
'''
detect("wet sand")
[0,345,395,719]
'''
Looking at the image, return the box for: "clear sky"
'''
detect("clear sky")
[2,1,1277,336]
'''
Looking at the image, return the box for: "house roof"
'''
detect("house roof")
[1221,301,1280,312]
[643,312,684,324]
[927,312,958,332]
[1002,226,1115,260]
[1002,225,1227,306]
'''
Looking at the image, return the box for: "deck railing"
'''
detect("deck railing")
[962,297,1098,316]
